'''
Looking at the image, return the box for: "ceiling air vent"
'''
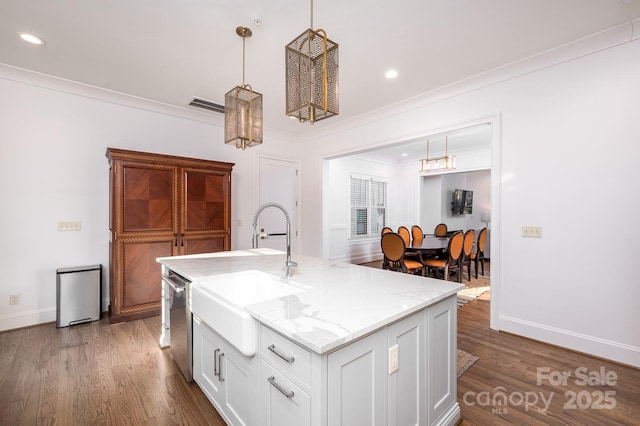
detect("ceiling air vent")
[188,97,225,114]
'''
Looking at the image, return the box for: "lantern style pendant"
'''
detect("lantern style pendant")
[225,26,263,150]
[285,0,338,124]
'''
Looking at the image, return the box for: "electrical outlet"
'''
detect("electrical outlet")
[9,294,20,305]
[522,226,542,238]
[58,221,81,231]
[388,344,399,374]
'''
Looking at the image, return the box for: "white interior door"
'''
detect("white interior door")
[257,157,299,252]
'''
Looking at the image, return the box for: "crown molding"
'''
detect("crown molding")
[304,21,637,143]
[0,62,225,127]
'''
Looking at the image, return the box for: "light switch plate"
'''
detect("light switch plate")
[58,221,81,231]
[389,344,399,374]
[522,225,542,238]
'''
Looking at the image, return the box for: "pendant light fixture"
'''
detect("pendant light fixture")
[285,0,339,124]
[225,26,263,150]
[419,137,456,172]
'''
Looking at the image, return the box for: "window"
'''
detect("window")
[350,176,387,238]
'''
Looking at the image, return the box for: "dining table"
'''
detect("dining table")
[405,235,449,255]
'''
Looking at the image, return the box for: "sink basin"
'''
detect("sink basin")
[190,270,307,356]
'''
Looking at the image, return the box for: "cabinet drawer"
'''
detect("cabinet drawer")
[260,361,311,426]
[260,325,311,386]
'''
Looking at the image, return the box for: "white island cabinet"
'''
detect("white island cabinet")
[158,249,462,426]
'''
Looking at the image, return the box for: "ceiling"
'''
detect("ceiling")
[2,0,640,147]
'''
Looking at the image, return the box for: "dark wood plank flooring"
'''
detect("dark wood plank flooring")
[1,293,638,425]
[457,299,640,425]
[0,316,225,425]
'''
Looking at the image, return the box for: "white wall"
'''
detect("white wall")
[306,35,640,366]
[0,70,301,330]
[323,155,411,263]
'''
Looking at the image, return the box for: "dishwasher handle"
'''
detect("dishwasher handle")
[162,275,186,293]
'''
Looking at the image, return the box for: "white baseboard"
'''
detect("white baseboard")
[435,402,461,426]
[0,307,56,332]
[0,298,110,332]
[499,315,640,368]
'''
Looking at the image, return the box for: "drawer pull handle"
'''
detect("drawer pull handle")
[268,344,294,363]
[268,376,294,398]
[214,348,220,378]
[218,352,225,382]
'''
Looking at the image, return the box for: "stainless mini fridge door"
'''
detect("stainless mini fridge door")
[56,264,102,327]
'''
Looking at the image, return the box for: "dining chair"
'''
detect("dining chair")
[397,226,411,245]
[434,223,448,237]
[460,229,475,281]
[423,231,464,282]
[411,225,424,241]
[380,227,393,269]
[381,232,424,276]
[398,226,421,262]
[470,227,488,278]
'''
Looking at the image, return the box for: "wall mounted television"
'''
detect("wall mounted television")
[451,189,473,215]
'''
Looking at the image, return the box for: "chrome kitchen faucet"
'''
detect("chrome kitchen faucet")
[252,203,297,277]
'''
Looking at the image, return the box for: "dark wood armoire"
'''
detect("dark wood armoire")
[106,148,234,323]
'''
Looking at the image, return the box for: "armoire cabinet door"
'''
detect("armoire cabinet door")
[122,165,176,232]
[181,167,231,254]
[113,239,173,318]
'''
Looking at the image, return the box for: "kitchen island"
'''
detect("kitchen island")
[158,248,463,426]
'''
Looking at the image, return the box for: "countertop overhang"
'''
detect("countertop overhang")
[158,249,463,354]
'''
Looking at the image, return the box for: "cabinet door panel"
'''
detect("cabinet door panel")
[223,350,254,426]
[122,166,175,232]
[193,318,223,401]
[121,240,171,307]
[184,170,228,231]
[388,312,426,426]
[328,329,386,426]
[427,297,456,424]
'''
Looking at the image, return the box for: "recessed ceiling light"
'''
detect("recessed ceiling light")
[385,70,398,79]
[401,153,408,157]
[18,32,45,45]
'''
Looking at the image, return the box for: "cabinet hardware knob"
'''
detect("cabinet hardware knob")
[267,376,294,398]
[268,344,294,363]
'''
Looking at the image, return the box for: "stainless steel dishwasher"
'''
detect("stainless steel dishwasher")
[160,269,192,382]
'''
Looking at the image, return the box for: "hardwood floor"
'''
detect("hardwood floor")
[1,285,638,425]
[0,316,225,425]
[457,299,640,425]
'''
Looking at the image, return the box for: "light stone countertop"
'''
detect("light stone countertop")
[157,248,463,354]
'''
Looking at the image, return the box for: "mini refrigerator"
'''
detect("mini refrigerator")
[56,264,102,327]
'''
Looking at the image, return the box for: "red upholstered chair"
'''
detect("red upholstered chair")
[381,232,424,276]
[423,231,464,282]
[470,228,488,278]
[460,229,475,281]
